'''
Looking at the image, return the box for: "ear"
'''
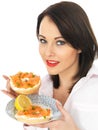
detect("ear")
[77,49,82,54]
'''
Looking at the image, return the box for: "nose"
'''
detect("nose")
[45,44,55,57]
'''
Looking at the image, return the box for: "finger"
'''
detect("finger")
[1,90,17,98]
[2,75,10,80]
[23,124,30,130]
[6,81,12,91]
[56,100,68,117]
[4,78,13,92]
[33,119,60,129]
[2,75,11,91]
[23,124,29,127]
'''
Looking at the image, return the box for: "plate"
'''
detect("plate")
[6,94,61,124]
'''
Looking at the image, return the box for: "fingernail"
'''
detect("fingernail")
[56,100,62,106]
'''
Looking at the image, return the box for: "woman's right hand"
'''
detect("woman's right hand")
[1,75,18,98]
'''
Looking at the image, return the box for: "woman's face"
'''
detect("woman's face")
[38,16,81,76]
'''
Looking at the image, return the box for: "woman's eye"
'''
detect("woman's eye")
[39,39,47,44]
[56,40,66,45]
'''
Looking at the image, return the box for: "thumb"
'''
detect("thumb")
[56,100,68,118]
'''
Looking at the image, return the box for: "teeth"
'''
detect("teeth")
[48,61,57,63]
[49,61,56,63]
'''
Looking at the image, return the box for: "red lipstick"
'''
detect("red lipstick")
[46,60,59,67]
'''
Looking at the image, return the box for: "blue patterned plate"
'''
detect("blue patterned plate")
[6,94,61,124]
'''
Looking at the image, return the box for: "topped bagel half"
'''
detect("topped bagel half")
[10,71,41,94]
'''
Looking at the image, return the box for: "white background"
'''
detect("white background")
[0,0,98,130]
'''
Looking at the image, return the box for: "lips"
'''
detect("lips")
[46,60,59,67]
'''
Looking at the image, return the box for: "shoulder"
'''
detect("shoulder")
[68,64,98,106]
[38,75,53,96]
[41,74,52,83]
[75,64,98,90]
[40,74,53,88]
[87,63,98,77]
[66,64,98,130]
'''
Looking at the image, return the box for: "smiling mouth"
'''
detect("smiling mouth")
[46,60,59,67]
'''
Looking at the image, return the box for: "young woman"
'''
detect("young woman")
[2,1,98,130]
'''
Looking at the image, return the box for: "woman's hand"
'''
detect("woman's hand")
[1,75,18,98]
[25,101,79,130]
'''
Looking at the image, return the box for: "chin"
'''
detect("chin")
[47,70,58,75]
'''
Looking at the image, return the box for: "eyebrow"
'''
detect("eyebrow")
[38,34,64,40]
[38,35,46,39]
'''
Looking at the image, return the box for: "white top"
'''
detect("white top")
[24,64,98,130]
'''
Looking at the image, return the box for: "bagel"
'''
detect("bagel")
[15,104,52,124]
[10,72,41,94]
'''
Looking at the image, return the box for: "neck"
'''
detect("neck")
[59,74,78,91]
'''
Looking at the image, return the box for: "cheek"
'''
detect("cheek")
[60,49,79,63]
[39,45,44,58]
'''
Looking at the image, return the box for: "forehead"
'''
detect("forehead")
[39,16,61,36]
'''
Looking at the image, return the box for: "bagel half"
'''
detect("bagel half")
[15,105,52,124]
[10,72,41,94]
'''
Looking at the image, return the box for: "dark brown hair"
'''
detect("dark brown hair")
[36,1,98,88]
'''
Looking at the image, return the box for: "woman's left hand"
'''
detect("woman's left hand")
[26,100,79,130]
